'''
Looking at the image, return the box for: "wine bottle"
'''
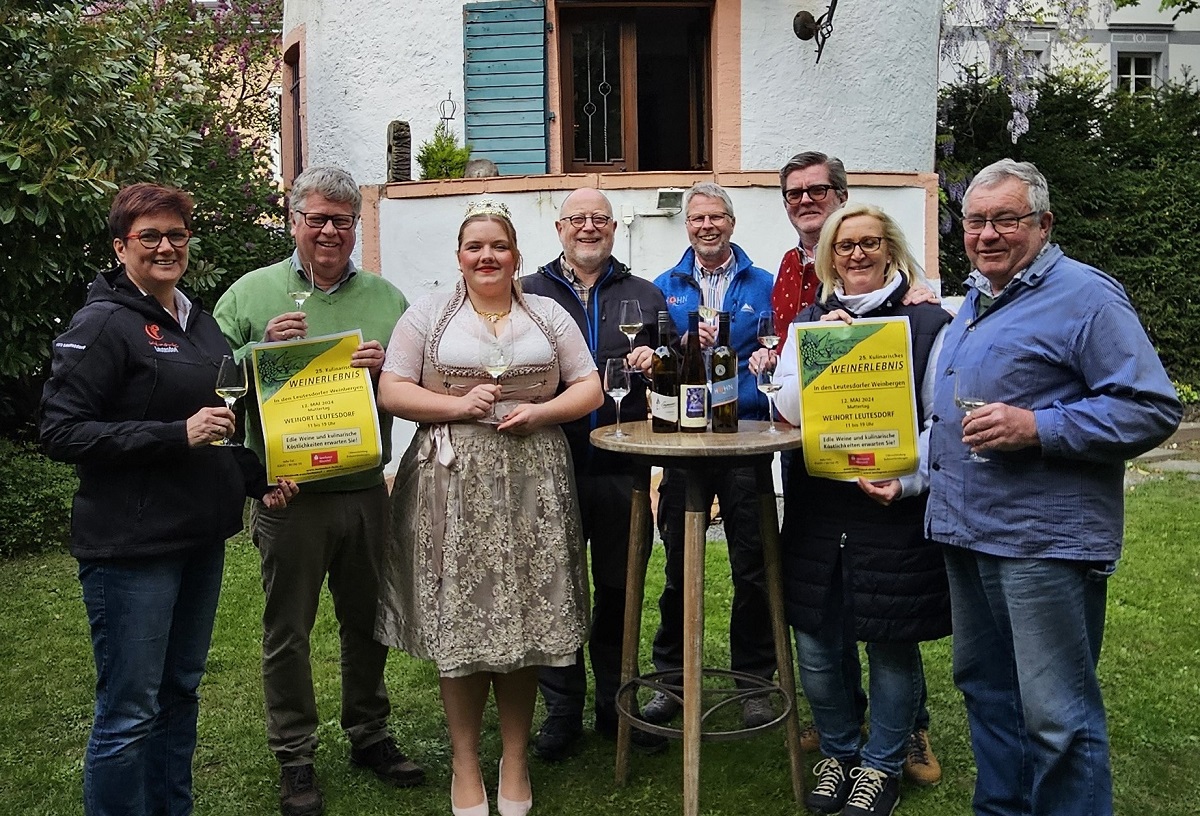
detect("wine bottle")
[679,310,708,433]
[710,312,738,433]
[650,311,680,432]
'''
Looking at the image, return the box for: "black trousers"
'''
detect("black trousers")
[538,456,652,723]
[651,465,777,685]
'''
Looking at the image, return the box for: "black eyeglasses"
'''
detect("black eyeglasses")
[685,213,730,227]
[832,236,886,256]
[783,184,839,205]
[125,229,192,249]
[294,210,357,231]
[559,213,612,228]
[962,211,1038,235]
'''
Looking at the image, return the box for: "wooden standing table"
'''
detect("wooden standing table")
[590,419,805,816]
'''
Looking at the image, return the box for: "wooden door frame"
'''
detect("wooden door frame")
[558,13,639,173]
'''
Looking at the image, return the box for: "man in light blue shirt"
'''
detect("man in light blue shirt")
[926,159,1181,816]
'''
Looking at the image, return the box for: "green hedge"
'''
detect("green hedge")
[937,71,1200,384]
[0,439,76,558]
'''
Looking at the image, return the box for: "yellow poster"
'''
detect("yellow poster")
[250,330,382,483]
[793,316,919,481]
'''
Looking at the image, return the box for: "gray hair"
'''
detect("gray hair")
[684,182,735,219]
[778,151,848,194]
[289,165,362,216]
[963,159,1051,214]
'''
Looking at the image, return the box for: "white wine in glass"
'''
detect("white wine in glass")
[603,358,631,438]
[756,311,780,351]
[757,367,782,433]
[479,329,513,422]
[288,263,315,312]
[617,300,643,354]
[954,369,990,462]
[213,355,247,446]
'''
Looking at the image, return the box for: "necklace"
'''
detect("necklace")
[469,298,512,323]
[475,308,510,324]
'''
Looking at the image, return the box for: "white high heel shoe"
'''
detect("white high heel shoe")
[496,758,532,816]
[451,774,489,816]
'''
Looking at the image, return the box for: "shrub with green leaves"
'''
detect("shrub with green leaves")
[937,70,1200,383]
[0,0,290,438]
[416,121,471,180]
[0,439,76,558]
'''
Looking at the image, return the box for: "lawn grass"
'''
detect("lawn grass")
[1,475,1197,815]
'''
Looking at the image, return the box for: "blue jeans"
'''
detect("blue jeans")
[794,577,924,776]
[78,542,225,816]
[943,546,1113,816]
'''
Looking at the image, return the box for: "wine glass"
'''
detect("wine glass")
[955,368,990,463]
[618,300,643,354]
[604,358,631,438]
[288,263,315,313]
[757,367,782,434]
[757,310,781,353]
[479,328,513,422]
[699,305,719,381]
[213,355,248,446]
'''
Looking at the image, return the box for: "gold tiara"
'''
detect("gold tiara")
[464,199,512,221]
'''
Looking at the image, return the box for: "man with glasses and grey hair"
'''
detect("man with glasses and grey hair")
[214,166,422,816]
[639,182,779,730]
[927,158,1180,816]
[522,187,670,761]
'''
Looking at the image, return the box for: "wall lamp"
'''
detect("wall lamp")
[794,0,839,64]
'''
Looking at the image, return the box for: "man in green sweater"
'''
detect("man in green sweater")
[214,166,419,816]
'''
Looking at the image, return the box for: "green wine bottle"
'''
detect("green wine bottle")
[679,311,708,433]
[650,311,680,433]
[710,311,738,433]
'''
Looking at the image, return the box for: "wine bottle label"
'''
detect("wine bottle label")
[680,384,708,427]
[711,378,737,407]
[650,392,678,422]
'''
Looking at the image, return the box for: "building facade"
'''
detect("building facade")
[281,0,943,300]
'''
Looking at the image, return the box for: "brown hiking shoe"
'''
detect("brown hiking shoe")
[279,763,323,816]
[902,728,941,786]
[350,735,426,787]
[800,722,820,753]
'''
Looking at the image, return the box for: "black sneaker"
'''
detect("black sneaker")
[640,690,681,724]
[742,696,776,729]
[279,763,323,816]
[595,707,669,755]
[350,735,426,787]
[533,714,584,762]
[842,766,900,816]
[805,755,859,814]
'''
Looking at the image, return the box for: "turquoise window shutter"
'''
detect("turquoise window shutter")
[464,0,548,175]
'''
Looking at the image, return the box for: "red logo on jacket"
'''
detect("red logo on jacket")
[145,322,180,353]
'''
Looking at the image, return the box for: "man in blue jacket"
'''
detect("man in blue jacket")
[927,159,1181,816]
[522,187,670,761]
[641,182,778,729]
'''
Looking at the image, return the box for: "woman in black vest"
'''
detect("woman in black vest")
[772,203,951,816]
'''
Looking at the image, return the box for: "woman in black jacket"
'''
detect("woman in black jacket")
[40,183,296,816]
[773,203,951,816]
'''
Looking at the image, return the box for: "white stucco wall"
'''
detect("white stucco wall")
[284,0,467,188]
[375,184,931,301]
[285,1,942,184]
[740,0,941,172]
